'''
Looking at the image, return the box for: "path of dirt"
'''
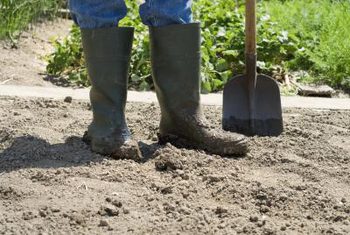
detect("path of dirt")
[0,19,72,87]
[0,96,349,234]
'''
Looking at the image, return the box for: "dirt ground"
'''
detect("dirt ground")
[0,19,72,87]
[0,96,349,234]
[0,17,349,235]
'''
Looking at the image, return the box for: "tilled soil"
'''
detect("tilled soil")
[0,96,349,235]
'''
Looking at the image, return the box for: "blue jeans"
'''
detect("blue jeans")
[68,0,193,28]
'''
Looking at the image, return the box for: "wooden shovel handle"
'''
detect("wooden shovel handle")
[245,0,256,55]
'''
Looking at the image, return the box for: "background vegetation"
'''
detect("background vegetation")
[0,0,65,40]
[1,0,349,92]
[264,0,350,92]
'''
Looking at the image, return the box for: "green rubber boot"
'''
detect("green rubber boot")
[81,27,141,160]
[150,23,248,156]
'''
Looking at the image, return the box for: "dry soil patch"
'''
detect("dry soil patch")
[0,19,72,87]
[0,97,349,234]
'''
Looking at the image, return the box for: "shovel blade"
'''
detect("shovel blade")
[223,74,283,136]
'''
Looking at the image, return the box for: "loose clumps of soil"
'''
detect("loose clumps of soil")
[0,96,349,234]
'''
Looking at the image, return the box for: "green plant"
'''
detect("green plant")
[46,0,350,92]
[47,0,152,89]
[308,2,350,89]
[119,1,151,90]
[264,0,350,90]
[0,0,64,40]
[193,0,301,93]
[46,25,88,86]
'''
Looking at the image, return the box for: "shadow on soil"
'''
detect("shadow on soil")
[43,74,74,87]
[0,135,162,174]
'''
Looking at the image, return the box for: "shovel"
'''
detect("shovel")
[222,0,283,136]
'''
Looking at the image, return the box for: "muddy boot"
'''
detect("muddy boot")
[81,27,141,161]
[150,23,248,156]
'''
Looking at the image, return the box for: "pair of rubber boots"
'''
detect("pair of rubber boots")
[82,23,248,160]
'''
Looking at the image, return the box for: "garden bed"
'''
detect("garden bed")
[0,96,349,234]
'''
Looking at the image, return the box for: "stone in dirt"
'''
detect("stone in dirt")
[99,206,119,217]
[99,219,109,227]
[297,84,335,97]
[64,96,73,103]
[215,206,228,215]
[112,200,123,208]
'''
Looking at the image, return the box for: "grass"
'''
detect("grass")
[0,0,64,40]
[263,0,350,90]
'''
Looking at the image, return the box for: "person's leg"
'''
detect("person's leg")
[147,2,249,155]
[68,0,127,28]
[68,1,141,159]
[139,0,192,27]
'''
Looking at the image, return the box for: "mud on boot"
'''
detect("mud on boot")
[157,113,248,156]
[81,27,142,161]
[82,131,142,161]
[150,23,249,156]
